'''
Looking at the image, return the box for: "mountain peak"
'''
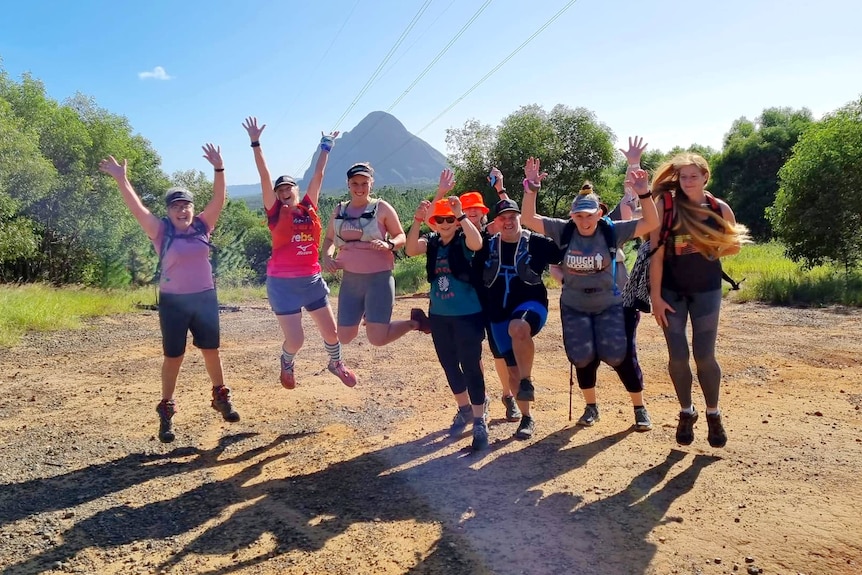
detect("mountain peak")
[302,112,447,192]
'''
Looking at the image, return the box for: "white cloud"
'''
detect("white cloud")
[138,66,173,81]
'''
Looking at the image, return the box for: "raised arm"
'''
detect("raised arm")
[448,196,482,251]
[199,144,226,229]
[405,200,431,256]
[426,169,455,225]
[306,131,340,206]
[519,156,547,234]
[619,136,648,220]
[628,169,658,238]
[242,116,277,211]
[98,156,161,239]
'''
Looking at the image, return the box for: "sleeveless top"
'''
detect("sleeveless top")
[266,194,322,278]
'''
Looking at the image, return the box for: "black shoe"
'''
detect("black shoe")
[410,308,432,334]
[211,386,240,422]
[515,378,535,402]
[576,404,600,427]
[706,412,727,448]
[676,409,698,445]
[156,399,176,443]
[514,416,535,440]
[502,395,522,422]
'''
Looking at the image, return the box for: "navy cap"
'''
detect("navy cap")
[347,163,374,179]
[165,187,193,206]
[274,175,297,189]
[494,198,520,217]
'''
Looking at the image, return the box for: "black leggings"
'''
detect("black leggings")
[430,313,487,406]
[575,306,644,393]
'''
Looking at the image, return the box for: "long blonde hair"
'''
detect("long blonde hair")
[652,153,750,259]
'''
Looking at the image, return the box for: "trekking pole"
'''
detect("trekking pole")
[568,363,574,422]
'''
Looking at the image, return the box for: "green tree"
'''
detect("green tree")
[712,107,813,239]
[771,97,862,273]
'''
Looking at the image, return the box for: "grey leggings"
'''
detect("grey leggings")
[660,288,722,409]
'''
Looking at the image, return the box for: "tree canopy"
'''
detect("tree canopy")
[771,98,862,272]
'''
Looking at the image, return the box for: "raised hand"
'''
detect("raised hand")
[320,130,339,152]
[619,136,648,166]
[524,157,547,183]
[201,143,224,169]
[98,156,127,180]
[414,200,431,222]
[488,167,504,192]
[624,168,650,197]
[242,116,266,142]
[447,195,463,216]
[438,169,455,194]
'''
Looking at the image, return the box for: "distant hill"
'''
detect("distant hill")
[228,111,447,197]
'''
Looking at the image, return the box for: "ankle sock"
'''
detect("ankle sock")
[324,341,342,363]
[281,349,296,368]
[680,405,695,415]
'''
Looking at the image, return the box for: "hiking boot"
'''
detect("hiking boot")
[514,416,535,440]
[706,412,727,448]
[634,406,653,432]
[327,359,357,388]
[156,399,176,443]
[576,404,600,427]
[449,407,471,436]
[472,420,489,451]
[280,356,296,390]
[502,395,522,422]
[211,386,240,423]
[410,308,432,334]
[516,378,535,402]
[676,408,698,445]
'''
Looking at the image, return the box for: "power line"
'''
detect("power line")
[334,0,494,166]
[417,0,580,135]
[375,0,581,169]
[292,0,434,175]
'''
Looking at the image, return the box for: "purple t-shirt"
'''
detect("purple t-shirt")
[151,216,215,294]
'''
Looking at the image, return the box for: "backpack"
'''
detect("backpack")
[425,232,473,284]
[621,192,742,312]
[559,216,619,296]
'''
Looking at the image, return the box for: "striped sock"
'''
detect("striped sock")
[324,341,342,363]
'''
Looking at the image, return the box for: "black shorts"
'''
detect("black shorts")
[159,289,220,358]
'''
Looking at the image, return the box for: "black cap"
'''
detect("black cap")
[494,198,520,217]
[165,187,193,206]
[273,175,297,189]
[347,163,374,179]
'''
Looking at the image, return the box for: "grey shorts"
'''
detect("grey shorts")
[337,270,395,326]
[267,274,330,316]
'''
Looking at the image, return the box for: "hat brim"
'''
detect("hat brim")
[347,170,373,179]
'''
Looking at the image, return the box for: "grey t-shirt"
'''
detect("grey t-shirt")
[541,216,638,313]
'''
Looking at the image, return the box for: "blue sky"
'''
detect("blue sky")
[1,0,860,186]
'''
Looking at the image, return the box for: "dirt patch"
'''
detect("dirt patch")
[1,291,860,574]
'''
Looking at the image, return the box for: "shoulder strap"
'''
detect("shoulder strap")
[598,217,619,296]
[560,220,575,251]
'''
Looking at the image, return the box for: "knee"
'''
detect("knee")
[508,320,531,342]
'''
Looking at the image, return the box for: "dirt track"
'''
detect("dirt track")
[1,290,861,575]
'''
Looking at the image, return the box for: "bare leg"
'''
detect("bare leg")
[276,313,305,355]
[161,355,184,400]
[365,320,418,347]
[308,304,338,345]
[199,348,225,388]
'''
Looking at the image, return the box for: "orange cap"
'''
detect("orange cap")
[459,191,489,214]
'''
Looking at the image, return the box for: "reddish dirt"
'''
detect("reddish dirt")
[1,290,860,575]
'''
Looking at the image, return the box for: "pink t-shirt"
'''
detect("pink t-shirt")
[266,195,323,278]
[152,216,215,294]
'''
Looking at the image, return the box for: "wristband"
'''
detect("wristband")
[637,192,652,199]
[250,141,260,148]
[214,168,224,172]
[320,135,334,152]
[496,188,507,194]
[523,178,541,193]
[628,163,640,169]
[456,213,468,221]
[386,239,396,251]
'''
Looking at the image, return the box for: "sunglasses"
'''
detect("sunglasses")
[433,215,457,224]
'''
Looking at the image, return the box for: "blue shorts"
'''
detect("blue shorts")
[337,270,395,326]
[267,274,330,316]
[488,301,548,366]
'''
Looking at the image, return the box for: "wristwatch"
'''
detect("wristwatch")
[385,239,396,251]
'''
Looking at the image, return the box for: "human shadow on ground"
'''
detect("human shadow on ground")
[0,432,296,527]
[3,423,719,575]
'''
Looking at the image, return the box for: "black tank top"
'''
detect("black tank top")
[662,204,723,295]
